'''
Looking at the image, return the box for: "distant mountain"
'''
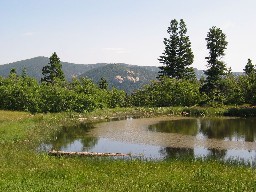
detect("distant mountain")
[0,57,106,81]
[0,57,244,93]
[79,63,159,93]
[0,57,160,93]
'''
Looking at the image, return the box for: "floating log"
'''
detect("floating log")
[48,150,130,157]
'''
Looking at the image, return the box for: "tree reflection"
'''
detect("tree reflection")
[148,119,198,136]
[148,118,256,142]
[207,148,226,159]
[200,118,256,142]
[49,122,98,151]
[160,147,227,160]
[160,147,194,159]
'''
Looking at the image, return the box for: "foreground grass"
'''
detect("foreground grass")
[0,109,256,191]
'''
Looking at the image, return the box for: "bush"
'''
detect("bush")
[131,77,201,107]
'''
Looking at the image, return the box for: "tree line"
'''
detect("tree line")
[1,19,256,113]
[0,52,127,113]
[132,19,256,107]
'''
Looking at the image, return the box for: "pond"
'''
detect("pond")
[40,117,256,164]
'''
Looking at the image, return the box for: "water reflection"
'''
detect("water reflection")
[148,119,198,135]
[40,117,256,165]
[47,123,98,151]
[160,147,226,160]
[160,146,256,166]
[148,118,256,142]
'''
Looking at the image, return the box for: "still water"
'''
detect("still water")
[41,117,256,164]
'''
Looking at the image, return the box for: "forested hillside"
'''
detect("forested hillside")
[0,57,161,92]
[0,57,243,94]
[79,63,159,93]
[0,57,106,81]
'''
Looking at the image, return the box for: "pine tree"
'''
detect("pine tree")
[244,58,255,75]
[201,26,228,99]
[9,68,18,78]
[21,67,27,78]
[41,52,65,84]
[98,77,108,90]
[158,19,195,80]
[9,68,17,75]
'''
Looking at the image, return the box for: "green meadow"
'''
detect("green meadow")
[1,109,256,191]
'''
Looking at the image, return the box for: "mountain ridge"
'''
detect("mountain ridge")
[0,56,107,81]
[79,63,159,93]
[0,56,243,93]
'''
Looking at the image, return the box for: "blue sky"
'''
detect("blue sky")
[1,0,256,71]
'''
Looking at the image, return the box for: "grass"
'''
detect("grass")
[0,109,256,191]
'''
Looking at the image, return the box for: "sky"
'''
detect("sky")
[1,0,256,72]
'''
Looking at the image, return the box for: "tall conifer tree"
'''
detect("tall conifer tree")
[158,19,195,80]
[244,58,255,75]
[201,26,228,98]
[41,52,65,84]
[98,77,108,90]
